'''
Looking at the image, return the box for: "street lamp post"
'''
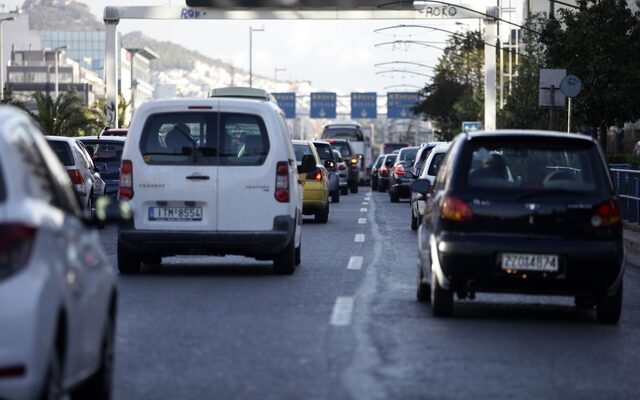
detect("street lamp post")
[53,45,67,100]
[249,25,264,88]
[0,16,16,101]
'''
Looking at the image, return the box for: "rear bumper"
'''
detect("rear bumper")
[118,216,296,258]
[391,178,411,197]
[435,233,624,295]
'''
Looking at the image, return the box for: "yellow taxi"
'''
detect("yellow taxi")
[293,140,330,223]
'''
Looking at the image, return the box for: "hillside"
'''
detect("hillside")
[24,0,103,31]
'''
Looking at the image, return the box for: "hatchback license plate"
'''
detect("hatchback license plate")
[501,253,559,272]
[149,207,202,221]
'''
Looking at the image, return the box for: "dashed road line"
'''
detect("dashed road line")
[355,234,365,242]
[362,202,369,206]
[360,208,368,212]
[330,296,355,326]
[358,218,367,224]
[348,256,364,270]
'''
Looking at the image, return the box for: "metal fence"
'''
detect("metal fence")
[610,165,640,223]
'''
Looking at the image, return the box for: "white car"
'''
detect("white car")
[46,136,105,215]
[0,105,118,400]
[410,143,450,230]
[117,87,312,274]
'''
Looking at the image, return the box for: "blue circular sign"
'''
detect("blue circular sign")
[560,75,582,98]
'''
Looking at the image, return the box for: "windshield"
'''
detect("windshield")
[313,143,334,161]
[322,127,363,141]
[47,140,74,166]
[330,141,353,158]
[80,140,124,161]
[398,147,418,162]
[293,143,313,164]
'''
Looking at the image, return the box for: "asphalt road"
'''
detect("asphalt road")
[100,188,640,400]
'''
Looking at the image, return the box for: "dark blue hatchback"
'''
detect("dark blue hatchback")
[78,136,126,197]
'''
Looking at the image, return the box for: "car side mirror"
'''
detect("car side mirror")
[324,159,335,169]
[410,179,431,199]
[298,154,316,174]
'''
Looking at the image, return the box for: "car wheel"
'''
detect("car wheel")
[273,239,296,275]
[331,190,340,203]
[378,183,385,193]
[416,265,429,303]
[390,188,399,203]
[371,180,378,191]
[430,269,453,317]
[315,202,329,223]
[411,208,419,230]
[341,186,349,195]
[596,280,623,324]
[142,256,162,265]
[350,181,358,194]
[71,314,115,400]
[117,242,142,274]
[40,349,64,400]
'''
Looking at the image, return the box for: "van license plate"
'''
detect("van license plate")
[149,207,202,221]
[501,253,558,272]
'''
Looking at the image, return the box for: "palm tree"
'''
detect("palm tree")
[30,91,94,136]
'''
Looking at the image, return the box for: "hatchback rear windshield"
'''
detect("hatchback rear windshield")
[293,143,313,164]
[462,137,609,194]
[329,141,353,158]
[398,147,418,162]
[427,152,446,176]
[47,140,74,166]
[80,140,124,161]
[385,155,397,164]
[313,143,334,161]
[140,112,270,166]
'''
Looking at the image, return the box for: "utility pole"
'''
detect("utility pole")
[249,25,264,88]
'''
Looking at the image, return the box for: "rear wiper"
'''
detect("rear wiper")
[515,189,574,202]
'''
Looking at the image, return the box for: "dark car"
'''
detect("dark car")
[389,146,419,202]
[327,138,359,194]
[383,142,409,154]
[370,154,386,191]
[77,135,126,198]
[313,140,340,203]
[377,154,397,192]
[414,130,624,324]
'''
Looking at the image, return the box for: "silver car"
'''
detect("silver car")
[313,140,341,203]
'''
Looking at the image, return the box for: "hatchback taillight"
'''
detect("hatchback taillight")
[441,196,473,223]
[119,160,134,200]
[307,168,323,181]
[395,163,405,176]
[275,161,290,203]
[67,169,84,185]
[591,200,621,227]
[0,223,37,280]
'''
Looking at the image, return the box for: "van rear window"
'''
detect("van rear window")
[322,127,363,141]
[140,112,269,166]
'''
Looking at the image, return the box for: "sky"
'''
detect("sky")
[2,0,510,94]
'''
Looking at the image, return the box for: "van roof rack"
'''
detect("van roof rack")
[209,87,277,103]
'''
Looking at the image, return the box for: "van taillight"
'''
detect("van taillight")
[275,161,290,203]
[592,200,621,227]
[0,223,37,279]
[441,196,473,223]
[67,169,84,185]
[119,160,134,200]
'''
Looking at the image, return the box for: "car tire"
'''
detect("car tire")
[71,315,115,400]
[142,256,162,265]
[350,181,358,194]
[315,202,329,223]
[273,239,296,275]
[378,183,385,193]
[411,208,419,230]
[295,242,301,266]
[331,190,340,203]
[431,269,453,317]
[40,348,64,400]
[371,180,378,191]
[117,243,142,274]
[390,188,400,203]
[596,280,623,324]
[416,266,429,303]
[341,186,349,195]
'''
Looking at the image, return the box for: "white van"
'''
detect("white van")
[117,88,313,275]
[321,121,372,185]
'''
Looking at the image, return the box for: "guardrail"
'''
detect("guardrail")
[610,165,640,223]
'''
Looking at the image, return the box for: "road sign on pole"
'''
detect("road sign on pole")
[310,93,337,119]
[387,92,420,119]
[272,92,296,119]
[351,92,377,119]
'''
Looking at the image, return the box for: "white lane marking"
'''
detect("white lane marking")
[360,208,368,212]
[358,218,367,224]
[362,202,369,206]
[348,256,364,270]
[355,234,365,242]
[330,296,355,326]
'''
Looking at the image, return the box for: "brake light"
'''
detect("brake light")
[338,164,347,171]
[591,200,621,227]
[275,161,289,202]
[0,223,37,279]
[307,168,323,181]
[67,169,84,185]
[119,160,134,200]
[395,163,405,176]
[441,196,473,222]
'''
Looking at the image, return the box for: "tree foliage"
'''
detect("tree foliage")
[30,91,97,136]
[413,30,484,140]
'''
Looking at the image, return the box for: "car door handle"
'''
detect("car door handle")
[186,175,210,181]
